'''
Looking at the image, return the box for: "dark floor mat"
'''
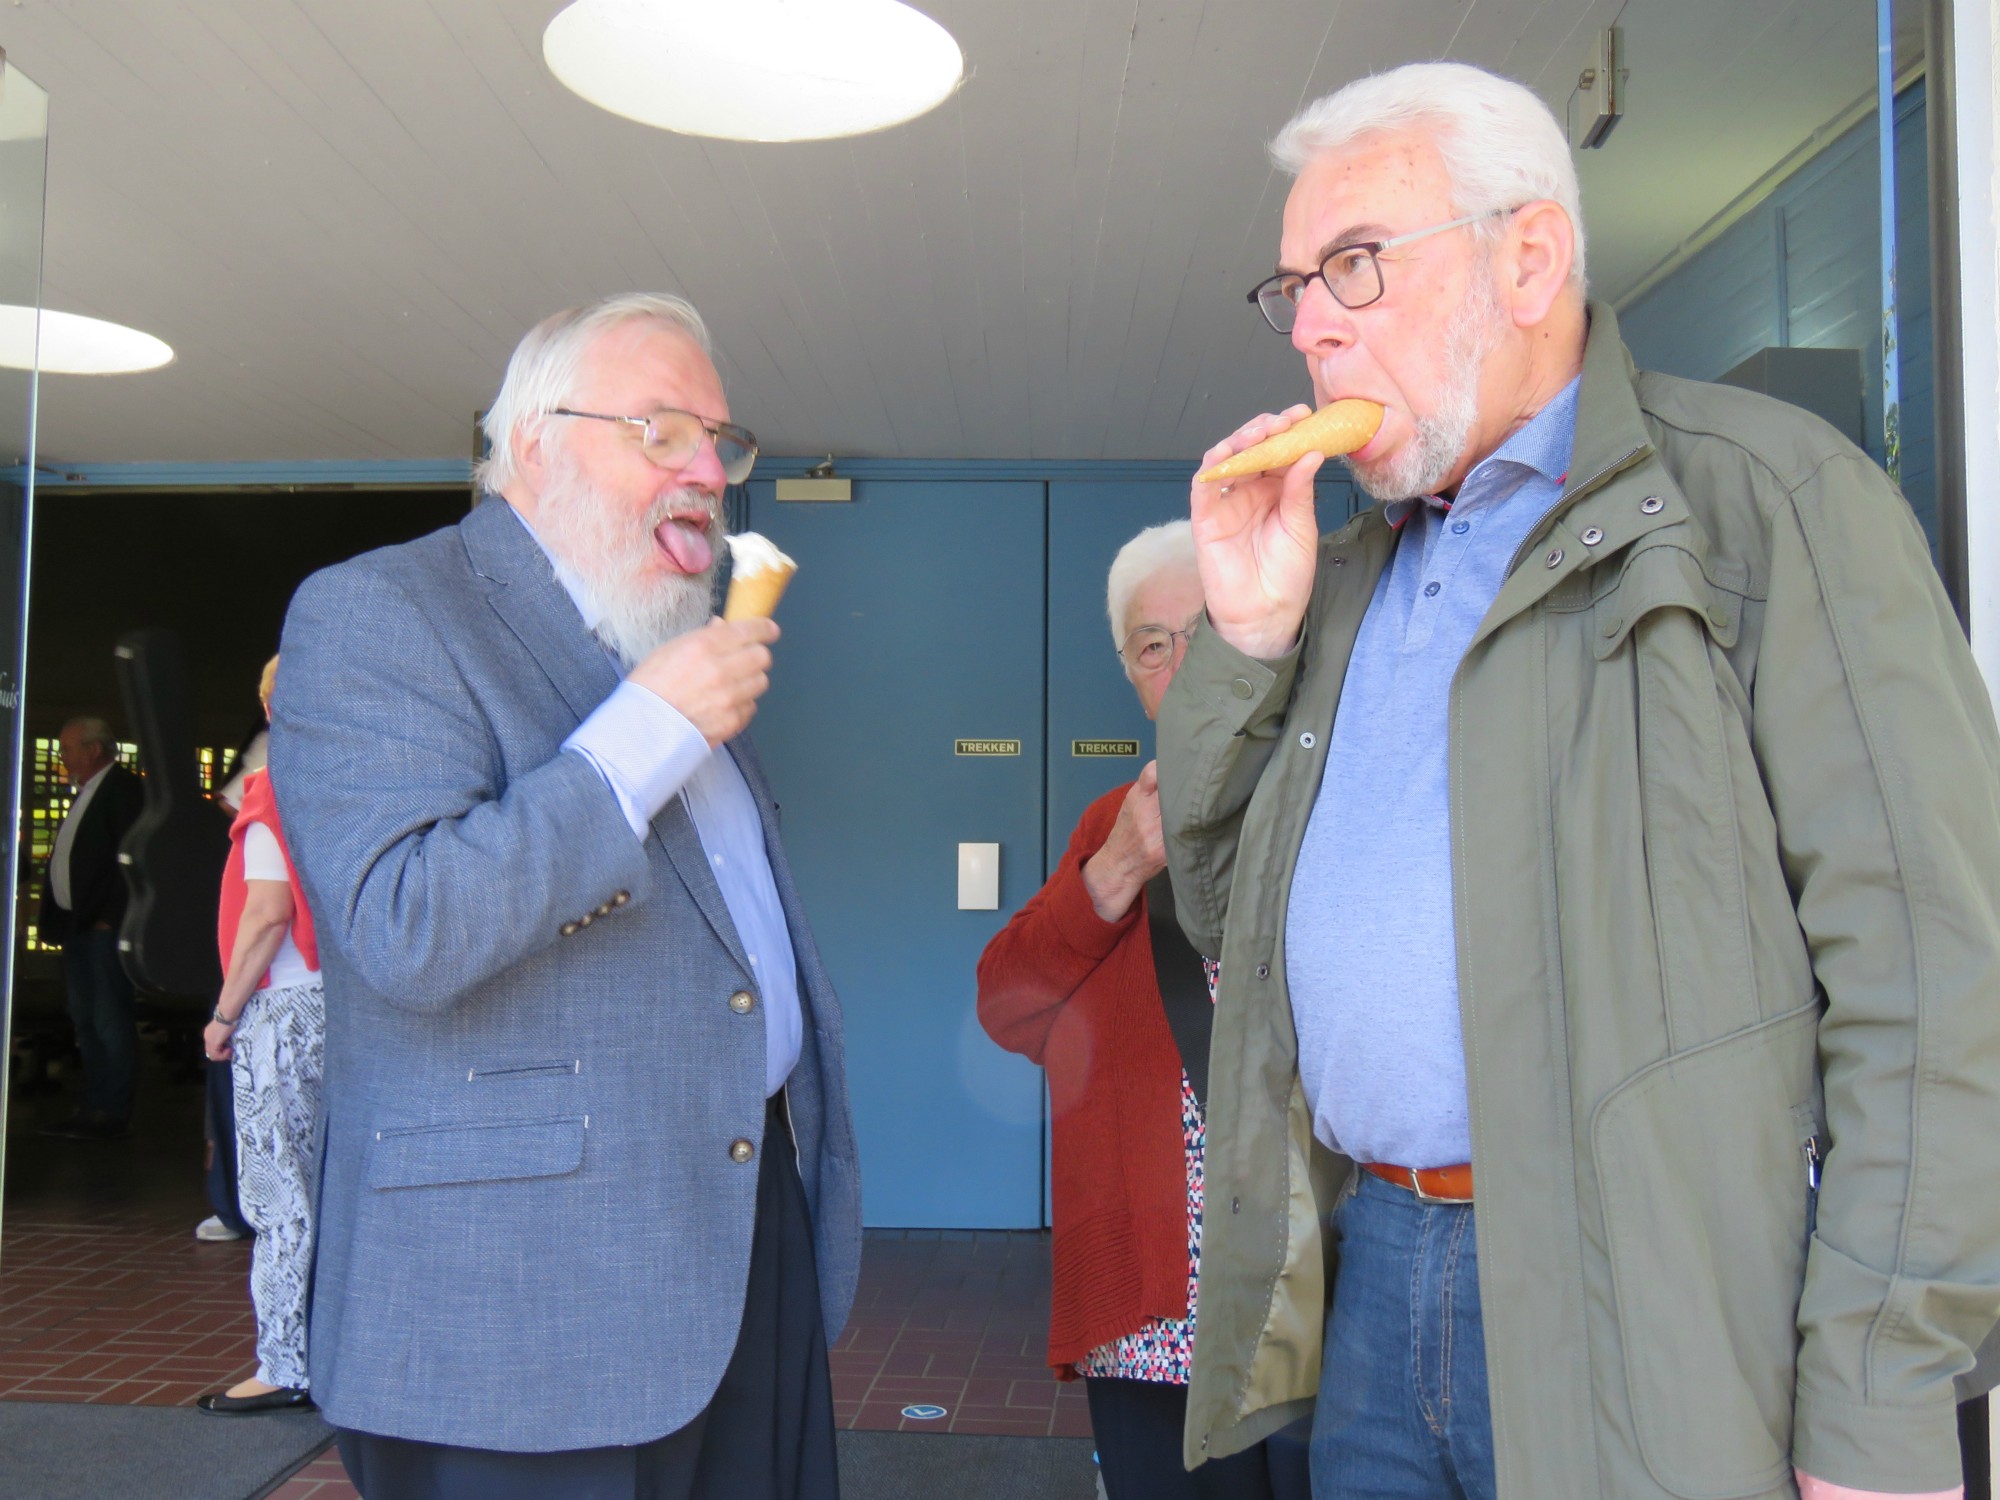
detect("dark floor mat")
[0,1398,329,1500]
[837,1428,1098,1500]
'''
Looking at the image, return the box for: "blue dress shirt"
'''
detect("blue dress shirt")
[1284,379,1581,1168]
[514,508,803,1097]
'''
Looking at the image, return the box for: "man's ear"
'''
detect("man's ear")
[512,419,550,498]
[1504,199,1576,329]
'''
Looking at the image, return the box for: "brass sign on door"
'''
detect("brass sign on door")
[1071,739,1140,757]
[954,738,1022,757]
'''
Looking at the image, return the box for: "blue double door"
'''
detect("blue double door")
[743,477,1193,1227]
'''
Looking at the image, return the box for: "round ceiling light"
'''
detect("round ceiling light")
[544,0,964,143]
[0,306,173,374]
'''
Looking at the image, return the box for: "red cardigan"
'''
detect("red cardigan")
[976,783,1191,1376]
[216,769,318,988]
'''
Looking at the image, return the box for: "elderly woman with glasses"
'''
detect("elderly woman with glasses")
[978,521,1306,1500]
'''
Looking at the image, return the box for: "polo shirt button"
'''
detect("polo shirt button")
[1423,581,1440,597]
[729,1138,755,1164]
[1231,678,1254,699]
[730,990,756,1014]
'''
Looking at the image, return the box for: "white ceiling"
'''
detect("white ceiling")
[0,0,1920,467]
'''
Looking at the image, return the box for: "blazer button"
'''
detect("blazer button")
[612,891,631,906]
[729,1138,755,1164]
[560,921,580,937]
[730,991,756,1014]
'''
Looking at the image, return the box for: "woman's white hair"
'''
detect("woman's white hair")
[1106,520,1198,658]
[476,292,714,493]
[1271,61,1587,290]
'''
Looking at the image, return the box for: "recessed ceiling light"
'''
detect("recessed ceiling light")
[0,306,174,374]
[544,0,964,143]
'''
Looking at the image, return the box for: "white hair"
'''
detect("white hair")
[1106,520,1198,650]
[1271,62,1587,290]
[476,292,714,493]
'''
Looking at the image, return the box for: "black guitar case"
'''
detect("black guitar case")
[113,627,231,1001]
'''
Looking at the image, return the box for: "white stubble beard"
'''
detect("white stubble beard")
[1346,251,1508,504]
[534,449,722,670]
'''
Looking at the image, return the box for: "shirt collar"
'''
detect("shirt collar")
[1379,375,1582,530]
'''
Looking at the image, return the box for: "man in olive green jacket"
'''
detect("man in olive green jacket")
[1159,62,2000,1500]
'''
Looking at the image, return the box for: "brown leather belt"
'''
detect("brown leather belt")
[1363,1160,1474,1203]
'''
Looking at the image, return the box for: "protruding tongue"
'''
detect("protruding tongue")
[655,518,713,575]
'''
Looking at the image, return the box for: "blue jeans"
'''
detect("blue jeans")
[1312,1170,1496,1500]
[62,926,137,1120]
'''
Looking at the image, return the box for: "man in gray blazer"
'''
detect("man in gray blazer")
[270,292,862,1500]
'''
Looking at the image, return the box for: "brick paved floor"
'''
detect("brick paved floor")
[3,1058,1087,1496]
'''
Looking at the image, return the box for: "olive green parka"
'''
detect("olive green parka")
[1158,304,2000,1497]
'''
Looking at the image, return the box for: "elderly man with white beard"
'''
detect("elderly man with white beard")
[267,293,861,1500]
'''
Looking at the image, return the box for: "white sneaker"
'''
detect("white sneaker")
[195,1215,246,1242]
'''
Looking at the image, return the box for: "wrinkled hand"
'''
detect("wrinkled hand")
[1191,405,1324,660]
[628,617,779,747]
[1081,762,1166,922]
[1795,1469,1961,1500]
[202,1019,235,1062]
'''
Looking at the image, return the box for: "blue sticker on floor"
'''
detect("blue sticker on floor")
[901,1404,948,1420]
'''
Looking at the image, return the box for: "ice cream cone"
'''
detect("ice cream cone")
[1196,398,1385,483]
[723,563,796,621]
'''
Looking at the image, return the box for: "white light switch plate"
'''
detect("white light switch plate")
[957,842,1001,910]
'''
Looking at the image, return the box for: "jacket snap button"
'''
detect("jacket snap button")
[1580,526,1604,546]
[1603,619,1622,638]
[1231,1196,1241,1214]
[1255,962,1270,979]
[1640,495,1665,514]
[729,1138,755,1164]
[1330,555,1346,566]
[1544,548,1564,569]
[559,921,580,937]
[1709,607,1729,627]
[1231,678,1254,699]
[730,990,756,1014]
[612,891,631,906]
[1298,731,1316,749]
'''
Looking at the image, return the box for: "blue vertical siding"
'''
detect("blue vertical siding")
[1620,81,1937,554]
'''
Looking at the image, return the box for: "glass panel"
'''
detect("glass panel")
[0,55,49,1236]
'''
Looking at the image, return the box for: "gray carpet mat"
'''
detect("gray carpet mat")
[0,1404,1095,1500]
[837,1430,1098,1500]
[0,1399,331,1500]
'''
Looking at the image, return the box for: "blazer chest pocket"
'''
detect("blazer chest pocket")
[367,1115,587,1191]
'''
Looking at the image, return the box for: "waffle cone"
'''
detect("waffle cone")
[1196,399,1385,483]
[723,563,797,621]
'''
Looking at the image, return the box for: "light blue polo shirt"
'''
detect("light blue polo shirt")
[1285,379,1580,1168]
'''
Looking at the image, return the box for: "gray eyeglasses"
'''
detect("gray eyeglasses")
[1246,207,1515,333]
[550,406,759,483]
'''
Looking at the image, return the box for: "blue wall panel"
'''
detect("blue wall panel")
[744,479,1048,1228]
[1621,81,1937,554]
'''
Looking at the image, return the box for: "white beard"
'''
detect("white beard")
[1348,254,1507,504]
[534,453,720,669]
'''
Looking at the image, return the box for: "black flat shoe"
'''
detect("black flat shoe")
[196,1387,315,1415]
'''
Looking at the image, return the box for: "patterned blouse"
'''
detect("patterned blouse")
[1073,956,1220,1384]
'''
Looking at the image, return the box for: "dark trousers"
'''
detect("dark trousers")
[336,1096,837,1500]
[1085,1377,1310,1500]
[62,927,137,1120]
[204,1058,251,1235]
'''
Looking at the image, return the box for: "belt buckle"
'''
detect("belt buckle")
[1407,1167,1461,1206]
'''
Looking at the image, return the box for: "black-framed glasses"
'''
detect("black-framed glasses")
[550,406,760,483]
[1245,208,1511,333]
[1117,618,1199,674]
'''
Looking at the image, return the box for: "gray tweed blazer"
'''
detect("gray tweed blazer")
[269,496,861,1452]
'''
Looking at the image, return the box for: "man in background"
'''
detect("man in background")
[38,715,143,1140]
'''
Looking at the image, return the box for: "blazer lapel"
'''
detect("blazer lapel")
[461,497,749,968]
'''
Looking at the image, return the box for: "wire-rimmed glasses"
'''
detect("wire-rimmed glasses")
[550,406,760,483]
[1118,620,1199,674]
